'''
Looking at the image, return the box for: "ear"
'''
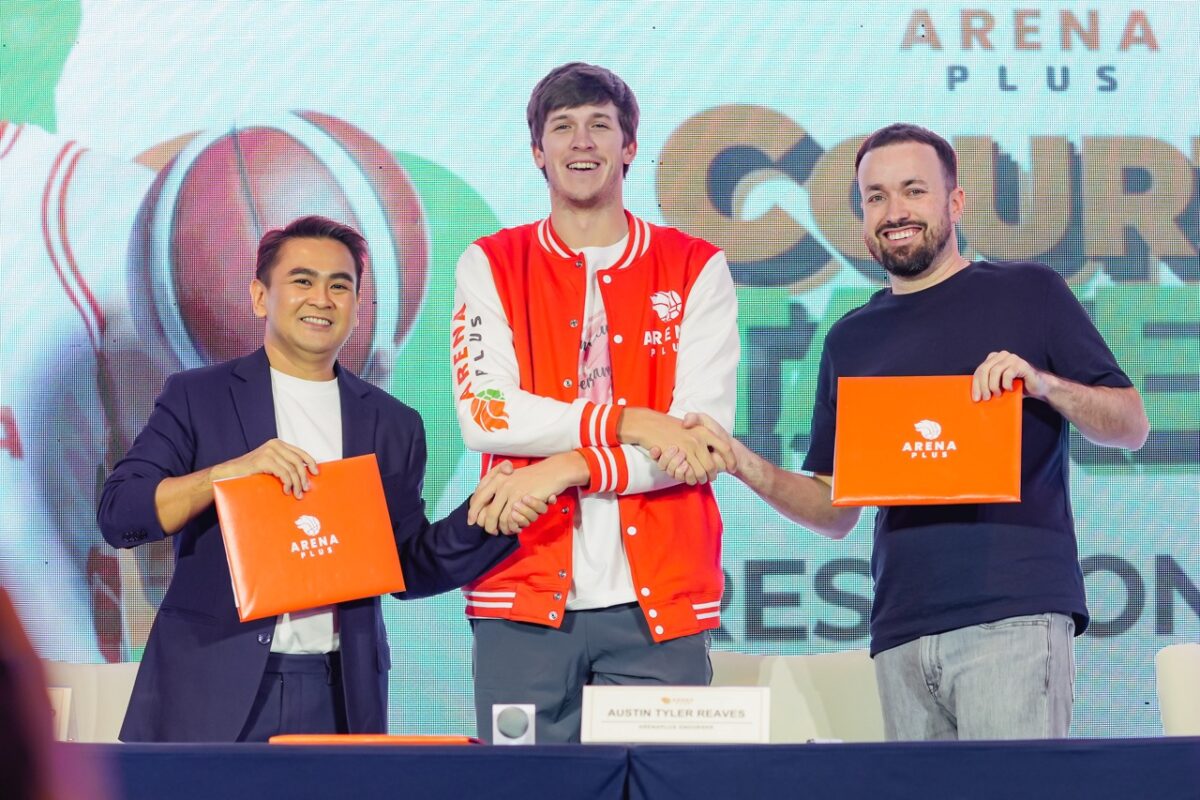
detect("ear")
[532,142,546,171]
[250,278,268,319]
[623,138,637,167]
[949,185,966,224]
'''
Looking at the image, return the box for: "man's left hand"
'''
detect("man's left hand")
[469,454,584,535]
[972,350,1046,401]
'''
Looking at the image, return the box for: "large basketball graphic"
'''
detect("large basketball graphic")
[129,110,428,381]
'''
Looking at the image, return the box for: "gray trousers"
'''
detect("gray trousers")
[471,603,711,743]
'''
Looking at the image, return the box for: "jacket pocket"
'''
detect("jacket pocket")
[157,605,219,627]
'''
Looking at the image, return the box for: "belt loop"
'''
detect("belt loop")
[325,654,334,685]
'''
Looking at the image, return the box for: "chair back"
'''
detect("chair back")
[1156,643,1200,735]
[42,660,140,742]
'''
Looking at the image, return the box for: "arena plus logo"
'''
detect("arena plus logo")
[644,289,683,356]
[899,6,1160,93]
[902,419,958,459]
[291,515,340,559]
[650,290,683,322]
[451,303,510,432]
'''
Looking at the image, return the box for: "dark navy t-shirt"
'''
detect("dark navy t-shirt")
[800,261,1133,655]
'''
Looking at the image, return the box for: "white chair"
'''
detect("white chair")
[710,648,885,742]
[1155,643,1200,735]
[42,660,140,742]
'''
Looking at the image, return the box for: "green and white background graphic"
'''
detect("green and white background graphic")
[1,1,1196,738]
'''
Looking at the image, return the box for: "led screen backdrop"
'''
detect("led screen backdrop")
[0,0,1196,738]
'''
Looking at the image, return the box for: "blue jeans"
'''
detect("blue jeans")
[873,613,1075,740]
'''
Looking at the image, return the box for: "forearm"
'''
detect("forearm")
[1038,377,1149,450]
[154,466,221,535]
[616,407,670,447]
[737,450,860,539]
[393,498,520,599]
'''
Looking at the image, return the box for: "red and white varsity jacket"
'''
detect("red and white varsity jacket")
[450,212,739,643]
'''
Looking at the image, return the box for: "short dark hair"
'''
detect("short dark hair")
[855,123,958,189]
[254,215,368,288]
[527,62,639,175]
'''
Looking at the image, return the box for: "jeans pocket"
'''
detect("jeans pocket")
[978,613,1050,630]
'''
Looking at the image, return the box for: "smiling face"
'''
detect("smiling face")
[857,141,964,280]
[250,236,359,379]
[532,101,636,212]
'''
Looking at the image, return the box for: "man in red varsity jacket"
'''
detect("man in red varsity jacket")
[450,63,740,743]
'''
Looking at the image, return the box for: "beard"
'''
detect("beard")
[866,210,954,279]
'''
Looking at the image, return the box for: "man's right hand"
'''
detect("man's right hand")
[210,439,319,499]
[618,408,734,485]
[154,439,318,535]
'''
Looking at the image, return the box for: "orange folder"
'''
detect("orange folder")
[269,734,479,746]
[213,453,405,622]
[831,375,1022,507]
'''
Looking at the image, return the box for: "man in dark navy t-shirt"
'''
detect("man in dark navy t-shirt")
[672,124,1149,741]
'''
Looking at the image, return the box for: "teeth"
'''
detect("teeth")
[885,228,919,241]
[302,317,332,326]
[568,162,598,170]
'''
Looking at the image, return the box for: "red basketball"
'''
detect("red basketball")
[129,111,427,380]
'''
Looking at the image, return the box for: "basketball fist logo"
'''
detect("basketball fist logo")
[470,388,510,432]
[914,420,942,440]
[294,515,322,536]
[650,290,683,322]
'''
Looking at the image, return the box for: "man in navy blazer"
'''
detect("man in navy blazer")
[98,216,534,742]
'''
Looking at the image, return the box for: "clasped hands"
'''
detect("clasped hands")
[467,410,739,535]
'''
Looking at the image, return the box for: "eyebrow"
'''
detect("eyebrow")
[547,110,617,124]
[862,178,930,192]
[285,266,356,284]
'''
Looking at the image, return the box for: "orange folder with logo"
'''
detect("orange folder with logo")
[213,453,405,622]
[831,375,1022,507]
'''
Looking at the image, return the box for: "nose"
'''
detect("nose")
[570,126,595,150]
[882,197,912,226]
[308,283,334,307]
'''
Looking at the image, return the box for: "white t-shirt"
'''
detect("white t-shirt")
[268,367,343,653]
[568,238,635,610]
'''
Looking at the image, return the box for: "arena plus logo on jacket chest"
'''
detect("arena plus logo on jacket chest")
[644,290,683,357]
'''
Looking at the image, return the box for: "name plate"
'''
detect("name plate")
[581,685,770,744]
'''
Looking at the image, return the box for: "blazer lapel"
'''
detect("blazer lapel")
[337,363,377,458]
[230,348,278,451]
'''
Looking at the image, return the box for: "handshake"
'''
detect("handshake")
[467,410,747,535]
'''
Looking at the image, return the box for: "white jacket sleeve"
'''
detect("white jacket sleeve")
[452,244,621,456]
[576,251,740,495]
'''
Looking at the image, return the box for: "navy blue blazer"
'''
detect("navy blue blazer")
[98,348,516,742]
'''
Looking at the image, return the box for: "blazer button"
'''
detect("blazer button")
[549,611,559,621]
[570,319,579,328]
[554,592,563,601]
[558,570,567,579]
[613,334,623,344]
[257,632,272,645]
[563,378,573,388]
